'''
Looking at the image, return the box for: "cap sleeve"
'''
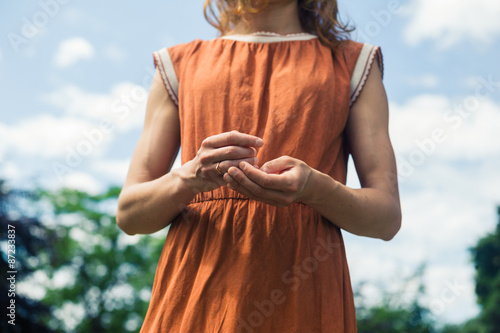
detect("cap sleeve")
[350,43,384,106]
[153,48,179,106]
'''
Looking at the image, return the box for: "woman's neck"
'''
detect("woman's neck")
[230,0,304,35]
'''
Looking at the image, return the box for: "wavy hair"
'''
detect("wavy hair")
[203,0,354,48]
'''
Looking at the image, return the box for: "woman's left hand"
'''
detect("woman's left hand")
[223,155,316,207]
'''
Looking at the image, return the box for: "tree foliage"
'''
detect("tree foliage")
[0,180,55,332]
[467,206,500,333]
[444,205,500,333]
[2,179,499,332]
[37,187,166,332]
[355,265,436,333]
[1,181,166,332]
[356,206,500,333]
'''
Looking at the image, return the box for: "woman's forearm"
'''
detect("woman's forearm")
[116,168,196,235]
[304,169,401,241]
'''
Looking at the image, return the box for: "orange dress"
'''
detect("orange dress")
[142,32,382,332]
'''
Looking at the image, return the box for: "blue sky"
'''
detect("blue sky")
[1,0,500,328]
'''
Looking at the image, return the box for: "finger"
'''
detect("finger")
[200,146,257,165]
[225,166,286,202]
[217,157,258,174]
[203,167,227,189]
[224,173,283,206]
[201,146,256,165]
[224,174,255,198]
[202,130,264,149]
[238,161,293,191]
[260,156,295,174]
[216,146,257,161]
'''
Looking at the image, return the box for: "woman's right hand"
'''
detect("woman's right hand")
[179,130,264,194]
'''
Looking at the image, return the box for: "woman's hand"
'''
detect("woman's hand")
[180,130,264,194]
[223,155,317,207]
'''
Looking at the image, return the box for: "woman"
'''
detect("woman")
[117,0,401,331]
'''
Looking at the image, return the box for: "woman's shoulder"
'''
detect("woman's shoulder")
[156,38,226,62]
[335,40,382,71]
[336,39,367,57]
[336,40,384,105]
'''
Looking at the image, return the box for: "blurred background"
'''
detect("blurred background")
[1,0,499,332]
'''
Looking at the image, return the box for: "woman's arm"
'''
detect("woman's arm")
[117,69,263,235]
[116,68,192,235]
[223,62,401,241]
[306,61,401,240]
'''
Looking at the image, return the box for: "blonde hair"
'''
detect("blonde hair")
[203,0,353,48]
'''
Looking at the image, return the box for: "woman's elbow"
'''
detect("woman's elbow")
[116,194,137,236]
[116,209,137,236]
[381,208,402,241]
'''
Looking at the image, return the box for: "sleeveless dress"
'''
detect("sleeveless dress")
[141,32,383,333]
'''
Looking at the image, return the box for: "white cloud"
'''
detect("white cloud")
[0,81,148,189]
[404,0,500,48]
[59,171,102,195]
[91,160,131,185]
[423,264,478,322]
[0,161,21,181]
[43,82,147,132]
[0,115,107,159]
[407,74,440,88]
[90,153,181,187]
[389,95,500,162]
[54,37,95,68]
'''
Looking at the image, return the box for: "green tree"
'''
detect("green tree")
[0,180,55,333]
[468,206,500,333]
[37,186,166,332]
[440,206,500,333]
[441,318,487,333]
[355,265,437,333]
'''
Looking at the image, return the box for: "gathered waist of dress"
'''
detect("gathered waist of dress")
[189,187,308,208]
[190,187,250,204]
[187,187,335,229]
[190,187,264,204]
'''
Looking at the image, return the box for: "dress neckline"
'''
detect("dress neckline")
[219,31,318,43]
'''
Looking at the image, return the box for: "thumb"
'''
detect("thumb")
[261,156,294,174]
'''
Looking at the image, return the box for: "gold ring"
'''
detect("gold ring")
[216,162,224,175]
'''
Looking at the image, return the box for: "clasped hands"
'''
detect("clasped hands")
[187,130,316,207]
